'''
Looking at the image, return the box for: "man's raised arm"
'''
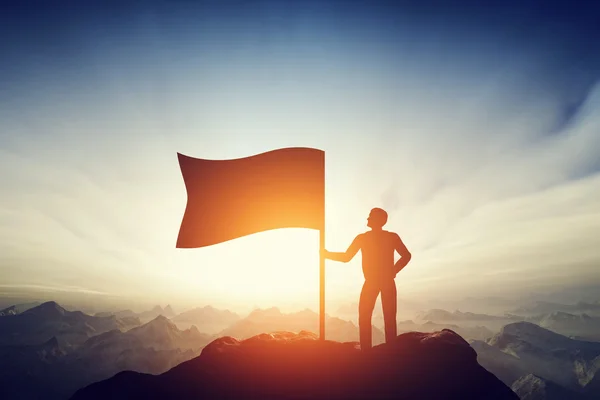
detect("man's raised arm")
[323,234,362,263]
[394,233,412,274]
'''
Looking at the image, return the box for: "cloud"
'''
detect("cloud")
[381,82,600,298]
[379,77,599,244]
[0,284,121,296]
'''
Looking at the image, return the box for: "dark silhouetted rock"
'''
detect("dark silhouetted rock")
[72,329,518,400]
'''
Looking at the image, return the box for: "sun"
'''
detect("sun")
[178,229,322,309]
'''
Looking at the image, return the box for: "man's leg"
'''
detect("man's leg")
[358,279,380,351]
[380,279,398,343]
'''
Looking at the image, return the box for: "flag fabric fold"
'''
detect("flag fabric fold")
[176,147,325,248]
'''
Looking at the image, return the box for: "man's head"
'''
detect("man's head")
[367,208,388,229]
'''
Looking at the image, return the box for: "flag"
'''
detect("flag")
[176,147,325,248]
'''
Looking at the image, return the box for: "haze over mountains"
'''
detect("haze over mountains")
[170,306,241,333]
[511,301,600,317]
[217,307,387,345]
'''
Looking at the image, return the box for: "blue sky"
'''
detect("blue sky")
[1,1,599,313]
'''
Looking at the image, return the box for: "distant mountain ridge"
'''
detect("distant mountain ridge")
[525,311,600,341]
[415,308,520,322]
[170,305,240,333]
[0,310,212,400]
[95,304,176,323]
[412,307,600,343]
[218,307,386,344]
[511,301,600,316]
[0,301,41,316]
[0,301,140,347]
[125,315,211,351]
[398,320,495,341]
[473,321,600,398]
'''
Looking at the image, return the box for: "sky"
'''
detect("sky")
[1,0,599,314]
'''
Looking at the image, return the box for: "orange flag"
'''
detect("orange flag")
[176,147,325,248]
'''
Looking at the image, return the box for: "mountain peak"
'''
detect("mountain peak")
[498,321,558,337]
[127,314,179,340]
[23,301,67,317]
[488,321,574,350]
[291,308,317,318]
[163,305,175,315]
[248,307,282,319]
[72,329,517,400]
[149,314,172,324]
[499,320,535,330]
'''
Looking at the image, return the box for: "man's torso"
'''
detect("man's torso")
[359,230,398,281]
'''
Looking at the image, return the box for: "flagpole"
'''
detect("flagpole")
[319,152,325,341]
[319,226,325,341]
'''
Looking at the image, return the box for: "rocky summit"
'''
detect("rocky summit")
[72,329,518,400]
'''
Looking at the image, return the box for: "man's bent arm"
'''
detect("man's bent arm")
[394,234,412,273]
[324,235,362,263]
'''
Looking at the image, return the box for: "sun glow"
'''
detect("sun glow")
[175,229,322,309]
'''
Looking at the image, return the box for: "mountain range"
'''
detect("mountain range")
[415,308,519,322]
[397,319,495,341]
[412,308,600,343]
[3,299,600,399]
[95,304,176,323]
[217,307,386,344]
[169,305,241,333]
[511,374,590,400]
[511,301,600,317]
[0,301,42,316]
[0,301,140,348]
[472,321,600,399]
[0,302,212,400]
[525,312,600,341]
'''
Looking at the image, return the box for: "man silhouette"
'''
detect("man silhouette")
[323,208,412,350]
